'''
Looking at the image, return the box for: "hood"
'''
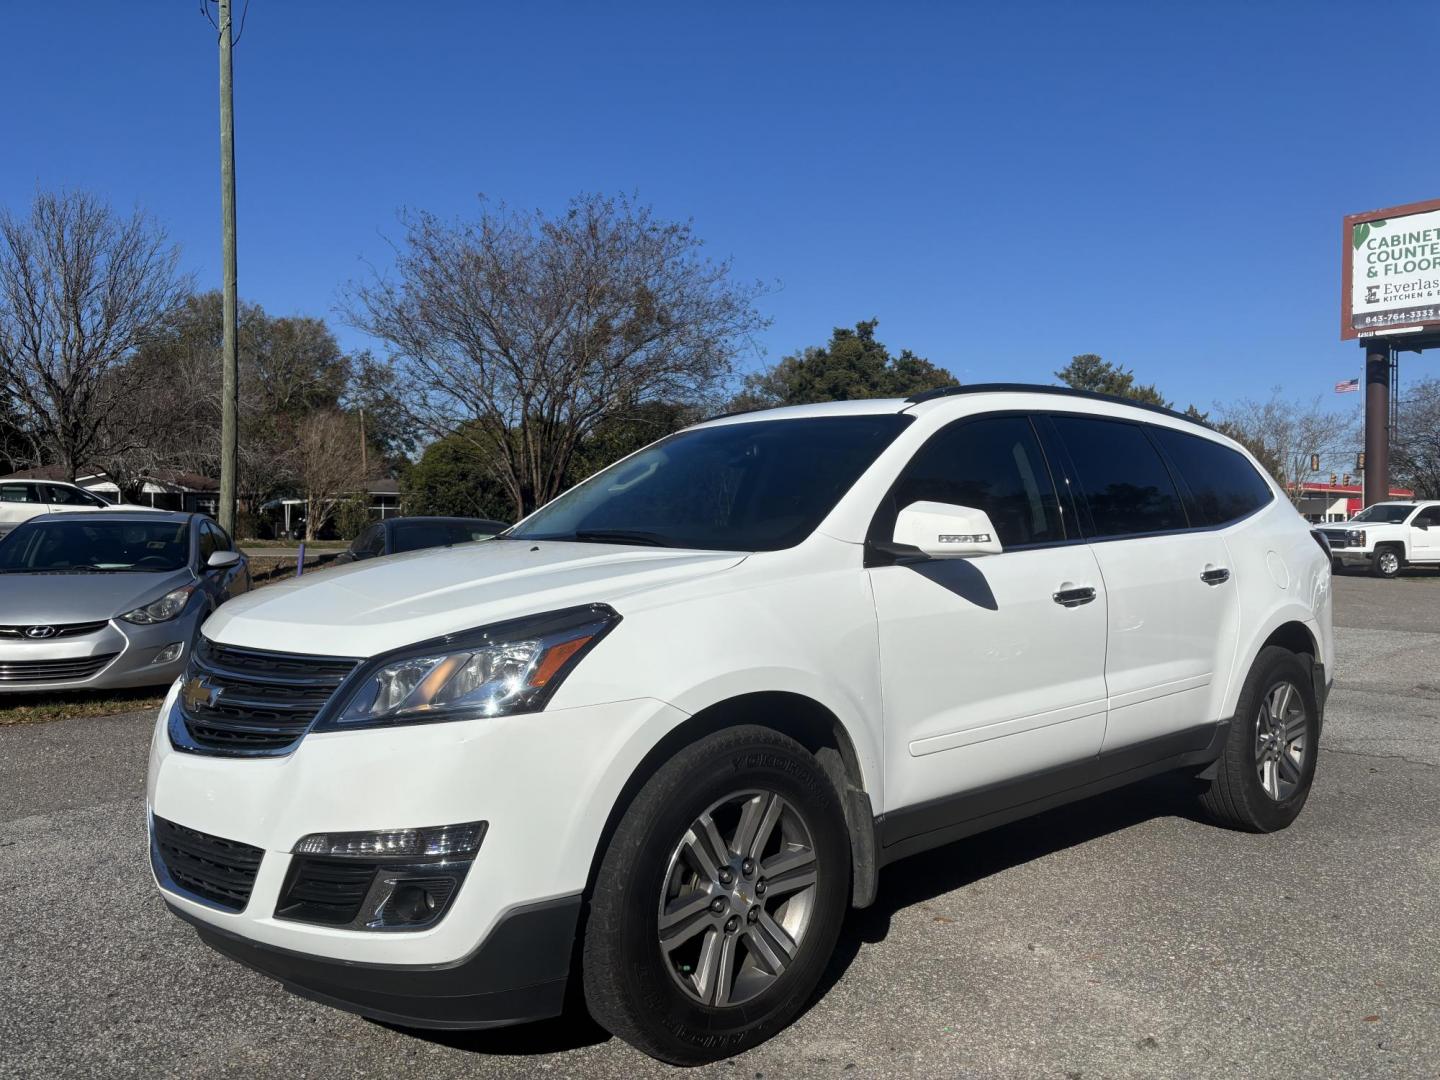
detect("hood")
[204,538,747,657]
[0,568,193,624]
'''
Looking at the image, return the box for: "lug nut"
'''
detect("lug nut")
[741,857,756,877]
[724,915,739,934]
[717,868,734,885]
[755,879,767,897]
[747,906,760,924]
[710,897,726,914]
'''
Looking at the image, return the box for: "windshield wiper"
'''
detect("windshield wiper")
[547,529,673,548]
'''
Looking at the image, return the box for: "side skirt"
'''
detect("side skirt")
[875,721,1228,866]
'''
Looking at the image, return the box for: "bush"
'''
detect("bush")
[334,494,372,540]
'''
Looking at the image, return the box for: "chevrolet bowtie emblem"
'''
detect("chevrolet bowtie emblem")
[181,676,222,711]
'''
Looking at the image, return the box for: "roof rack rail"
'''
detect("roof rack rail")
[903,383,1209,428]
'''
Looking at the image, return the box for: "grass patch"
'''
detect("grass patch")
[0,687,165,727]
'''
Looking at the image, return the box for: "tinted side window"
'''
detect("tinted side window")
[875,415,1064,548]
[1414,507,1440,527]
[42,484,104,507]
[447,524,486,545]
[197,522,219,562]
[0,484,38,503]
[1150,426,1274,526]
[391,521,454,554]
[1050,415,1186,538]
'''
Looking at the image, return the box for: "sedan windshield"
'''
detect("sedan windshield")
[0,520,191,572]
[511,414,912,551]
[1351,504,1416,524]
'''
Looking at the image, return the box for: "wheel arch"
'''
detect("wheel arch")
[583,691,882,913]
[1222,610,1321,720]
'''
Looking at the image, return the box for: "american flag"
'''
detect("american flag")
[1335,378,1360,393]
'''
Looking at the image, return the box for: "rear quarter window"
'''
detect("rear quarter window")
[1150,426,1274,527]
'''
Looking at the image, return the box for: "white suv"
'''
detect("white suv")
[0,478,113,536]
[147,385,1334,1064]
[1319,500,1440,578]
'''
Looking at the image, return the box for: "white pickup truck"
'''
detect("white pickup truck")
[1318,500,1440,577]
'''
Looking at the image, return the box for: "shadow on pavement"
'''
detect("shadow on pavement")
[826,776,1203,974]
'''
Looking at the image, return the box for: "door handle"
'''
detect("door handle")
[1201,567,1231,585]
[1052,585,1096,608]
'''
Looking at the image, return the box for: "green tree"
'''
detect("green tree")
[401,426,514,522]
[735,320,954,410]
[567,401,698,481]
[1055,354,1169,408]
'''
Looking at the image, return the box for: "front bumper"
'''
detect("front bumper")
[169,893,581,1029]
[148,682,687,1020]
[0,618,191,692]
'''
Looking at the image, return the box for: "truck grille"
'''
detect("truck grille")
[151,816,264,912]
[0,652,118,683]
[176,639,359,755]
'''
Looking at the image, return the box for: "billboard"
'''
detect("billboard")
[1342,197,1440,339]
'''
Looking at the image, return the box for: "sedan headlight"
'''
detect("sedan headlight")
[121,584,197,624]
[315,604,619,731]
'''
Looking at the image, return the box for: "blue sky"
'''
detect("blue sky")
[3,2,1435,415]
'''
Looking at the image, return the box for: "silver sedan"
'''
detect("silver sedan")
[0,511,250,692]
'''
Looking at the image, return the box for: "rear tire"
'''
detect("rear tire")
[1198,646,1319,832]
[582,725,851,1065]
[1372,545,1403,578]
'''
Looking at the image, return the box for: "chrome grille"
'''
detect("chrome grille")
[0,652,118,683]
[175,638,360,755]
[0,621,110,639]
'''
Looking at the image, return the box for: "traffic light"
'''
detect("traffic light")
[1330,473,1338,485]
[1343,474,1351,486]
[1357,452,1366,470]
[1310,454,1321,472]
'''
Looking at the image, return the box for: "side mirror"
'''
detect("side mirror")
[206,550,241,570]
[893,501,1003,559]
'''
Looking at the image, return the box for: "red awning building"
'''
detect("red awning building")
[1292,480,1414,523]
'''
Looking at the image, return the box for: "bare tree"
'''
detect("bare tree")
[0,190,188,478]
[1394,376,1440,499]
[345,193,768,518]
[290,410,368,541]
[1214,391,1359,503]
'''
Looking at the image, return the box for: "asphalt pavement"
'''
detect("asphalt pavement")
[2,572,1438,1079]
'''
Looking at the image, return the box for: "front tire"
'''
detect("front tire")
[1198,646,1319,832]
[1372,545,1403,578]
[582,725,851,1065]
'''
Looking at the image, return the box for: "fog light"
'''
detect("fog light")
[390,884,436,922]
[152,642,184,665]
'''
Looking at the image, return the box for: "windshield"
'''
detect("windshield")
[511,414,913,551]
[1351,504,1415,524]
[0,519,191,572]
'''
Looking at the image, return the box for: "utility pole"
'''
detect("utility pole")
[217,0,239,534]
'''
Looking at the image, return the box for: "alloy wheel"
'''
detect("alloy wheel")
[1379,551,1400,575]
[1254,680,1308,801]
[657,789,819,1007]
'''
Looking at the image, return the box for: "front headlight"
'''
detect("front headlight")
[315,604,619,731]
[1347,529,1366,547]
[121,584,197,624]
